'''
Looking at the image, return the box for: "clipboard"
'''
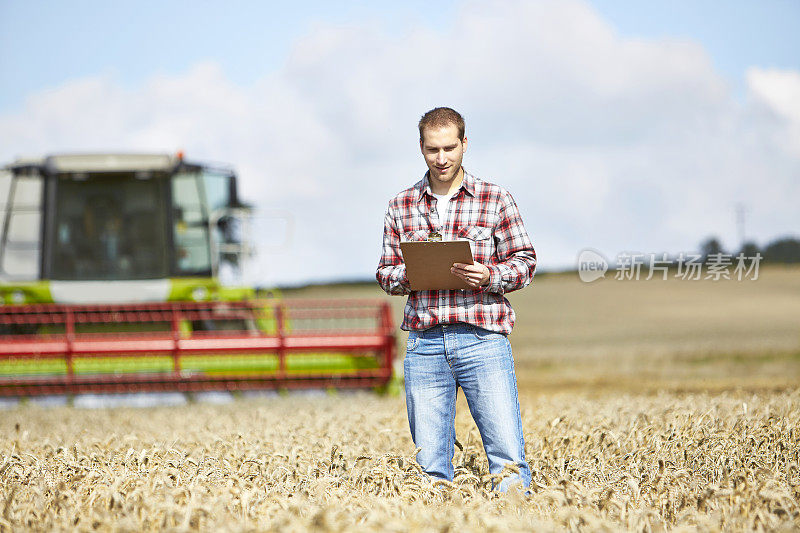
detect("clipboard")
[400,240,474,290]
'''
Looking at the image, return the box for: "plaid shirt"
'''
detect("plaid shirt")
[376,170,536,334]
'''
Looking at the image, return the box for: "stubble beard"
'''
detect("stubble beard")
[430,165,462,188]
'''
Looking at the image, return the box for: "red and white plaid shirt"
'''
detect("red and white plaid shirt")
[376,170,536,334]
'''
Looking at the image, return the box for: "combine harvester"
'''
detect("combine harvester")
[0,153,394,398]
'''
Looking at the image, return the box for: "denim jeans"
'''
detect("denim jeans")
[403,322,531,492]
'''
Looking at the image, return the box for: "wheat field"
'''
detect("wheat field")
[1,266,799,531]
[2,391,799,531]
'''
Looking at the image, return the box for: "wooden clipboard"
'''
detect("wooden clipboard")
[399,240,474,290]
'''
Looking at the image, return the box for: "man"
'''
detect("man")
[376,107,536,492]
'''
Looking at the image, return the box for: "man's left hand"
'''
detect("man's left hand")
[451,262,490,288]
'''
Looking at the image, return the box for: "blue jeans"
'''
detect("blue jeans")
[403,323,531,492]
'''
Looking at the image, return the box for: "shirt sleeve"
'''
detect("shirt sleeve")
[483,191,536,295]
[376,206,412,295]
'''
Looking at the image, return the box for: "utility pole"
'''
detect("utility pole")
[735,203,746,248]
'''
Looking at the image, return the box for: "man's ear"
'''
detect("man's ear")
[462,137,468,152]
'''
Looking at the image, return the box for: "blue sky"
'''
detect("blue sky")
[2,1,798,111]
[1,1,461,112]
[1,1,798,284]
[594,1,800,87]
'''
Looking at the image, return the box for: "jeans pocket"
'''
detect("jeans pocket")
[406,332,420,352]
[471,325,501,341]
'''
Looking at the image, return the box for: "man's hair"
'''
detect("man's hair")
[418,107,465,141]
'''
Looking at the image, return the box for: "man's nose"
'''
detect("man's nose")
[435,151,447,164]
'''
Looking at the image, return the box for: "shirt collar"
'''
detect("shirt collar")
[417,168,476,203]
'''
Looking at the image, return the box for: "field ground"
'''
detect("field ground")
[1,266,799,531]
[1,391,798,531]
[287,265,800,393]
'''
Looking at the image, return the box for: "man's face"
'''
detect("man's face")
[420,124,467,187]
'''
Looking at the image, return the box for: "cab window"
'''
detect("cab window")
[0,172,43,280]
[171,171,213,275]
[50,174,168,280]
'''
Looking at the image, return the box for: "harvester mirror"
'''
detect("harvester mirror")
[210,208,294,287]
[216,215,241,244]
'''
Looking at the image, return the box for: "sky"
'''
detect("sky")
[1,0,799,285]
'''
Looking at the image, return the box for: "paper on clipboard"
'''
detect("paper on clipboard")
[399,240,474,290]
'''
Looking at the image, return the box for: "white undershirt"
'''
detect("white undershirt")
[432,191,456,227]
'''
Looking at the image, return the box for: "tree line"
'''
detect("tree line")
[700,236,800,263]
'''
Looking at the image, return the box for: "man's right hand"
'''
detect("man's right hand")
[451,262,490,288]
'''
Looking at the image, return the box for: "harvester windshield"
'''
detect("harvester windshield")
[0,155,240,283]
[52,173,169,280]
[49,168,236,280]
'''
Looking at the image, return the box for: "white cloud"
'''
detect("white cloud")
[747,68,800,123]
[746,67,800,158]
[1,0,798,285]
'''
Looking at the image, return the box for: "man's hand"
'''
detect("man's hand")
[451,262,490,288]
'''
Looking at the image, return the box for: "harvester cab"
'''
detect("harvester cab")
[1,153,250,303]
[0,154,394,397]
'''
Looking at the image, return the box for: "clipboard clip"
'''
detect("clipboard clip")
[427,231,442,242]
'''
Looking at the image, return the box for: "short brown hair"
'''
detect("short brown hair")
[418,107,465,141]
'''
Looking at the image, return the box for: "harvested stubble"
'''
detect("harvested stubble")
[1,390,799,532]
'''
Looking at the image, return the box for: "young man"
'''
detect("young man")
[376,107,536,492]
